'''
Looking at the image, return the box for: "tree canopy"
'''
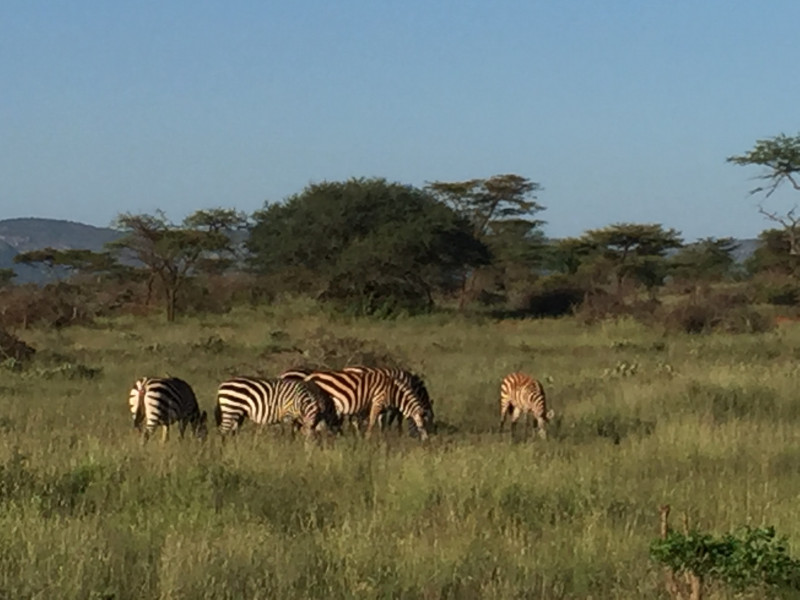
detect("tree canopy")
[247,177,489,315]
[576,223,683,293]
[727,133,800,197]
[729,133,800,256]
[669,237,739,283]
[108,209,245,321]
[425,174,546,305]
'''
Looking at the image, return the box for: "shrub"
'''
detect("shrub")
[0,329,35,362]
[517,275,589,318]
[293,329,407,371]
[651,524,800,597]
[320,273,432,318]
[660,294,773,334]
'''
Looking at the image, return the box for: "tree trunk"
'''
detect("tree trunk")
[165,286,177,322]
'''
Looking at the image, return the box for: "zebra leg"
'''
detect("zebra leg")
[499,402,509,432]
[365,403,383,440]
[161,424,170,443]
[178,419,188,439]
[509,407,523,435]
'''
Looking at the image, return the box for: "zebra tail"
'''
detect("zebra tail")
[214,402,223,427]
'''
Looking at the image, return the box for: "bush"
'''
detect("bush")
[749,275,800,306]
[573,291,660,325]
[0,329,35,363]
[660,294,773,334]
[651,525,800,597]
[320,273,432,318]
[517,275,589,318]
[291,329,408,371]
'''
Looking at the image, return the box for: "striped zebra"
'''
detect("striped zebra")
[499,372,554,438]
[342,366,434,435]
[128,377,208,442]
[214,376,340,438]
[282,368,433,440]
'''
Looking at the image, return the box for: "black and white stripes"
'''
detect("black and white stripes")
[214,376,340,438]
[128,377,208,442]
[126,366,435,443]
[282,367,434,440]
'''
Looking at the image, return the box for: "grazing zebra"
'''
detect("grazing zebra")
[282,368,433,440]
[342,366,434,435]
[214,377,340,438]
[128,377,207,443]
[498,372,554,438]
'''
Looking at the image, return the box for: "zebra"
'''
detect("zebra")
[282,368,433,440]
[342,366,434,435]
[498,372,554,438]
[128,377,208,443]
[214,376,340,438]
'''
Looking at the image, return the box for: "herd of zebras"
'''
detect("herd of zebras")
[128,367,555,444]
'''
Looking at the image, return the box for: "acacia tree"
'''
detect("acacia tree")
[426,174,546,306]
[109,209,245,322]
[578,223,683,295]
[728,133,800,255]
[669,237,739,285]
[745,228,800,277]
[13,248,118,281]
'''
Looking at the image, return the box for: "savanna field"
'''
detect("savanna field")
[2,301,800,599]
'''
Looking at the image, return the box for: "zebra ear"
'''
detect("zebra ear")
[546,409,555,420]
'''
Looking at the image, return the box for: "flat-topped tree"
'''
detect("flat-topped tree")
[669,237,739,285]
[108,209,244,322]
[728,133,800,256]
[579,223,683,295]
[13,248,118,281]
[426,174,546,307]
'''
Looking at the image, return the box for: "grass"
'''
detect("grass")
[1,303,800,599]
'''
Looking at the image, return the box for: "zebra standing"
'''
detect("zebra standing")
[498,372,554,438]
[342,366,434,435]
[214,376,340,438]
[128,377,208,443]
[283,368,433,440]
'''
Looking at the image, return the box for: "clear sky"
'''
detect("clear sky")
[2,1,799,242]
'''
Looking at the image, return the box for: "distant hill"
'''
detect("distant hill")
[730,238,760,264]
[0,218,121,253]
[0,218,122,283]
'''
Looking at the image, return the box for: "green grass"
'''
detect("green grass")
[1,304,799,599]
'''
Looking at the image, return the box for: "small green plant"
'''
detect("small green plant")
[651,506,800,599]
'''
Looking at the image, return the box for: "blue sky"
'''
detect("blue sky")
[2,1,799,241]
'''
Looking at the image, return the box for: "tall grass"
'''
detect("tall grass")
[1,305,799,598]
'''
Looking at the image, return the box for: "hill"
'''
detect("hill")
[0,218,122,283]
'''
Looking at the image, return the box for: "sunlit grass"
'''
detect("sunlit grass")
[1,304,799,598]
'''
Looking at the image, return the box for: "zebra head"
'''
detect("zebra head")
[535,408,556,440]
[193,410,209,441]
[408,404,434,441]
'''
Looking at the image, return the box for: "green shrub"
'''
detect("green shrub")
[651,526,800,596]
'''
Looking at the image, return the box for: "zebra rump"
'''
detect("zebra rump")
[128,377,207,442]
